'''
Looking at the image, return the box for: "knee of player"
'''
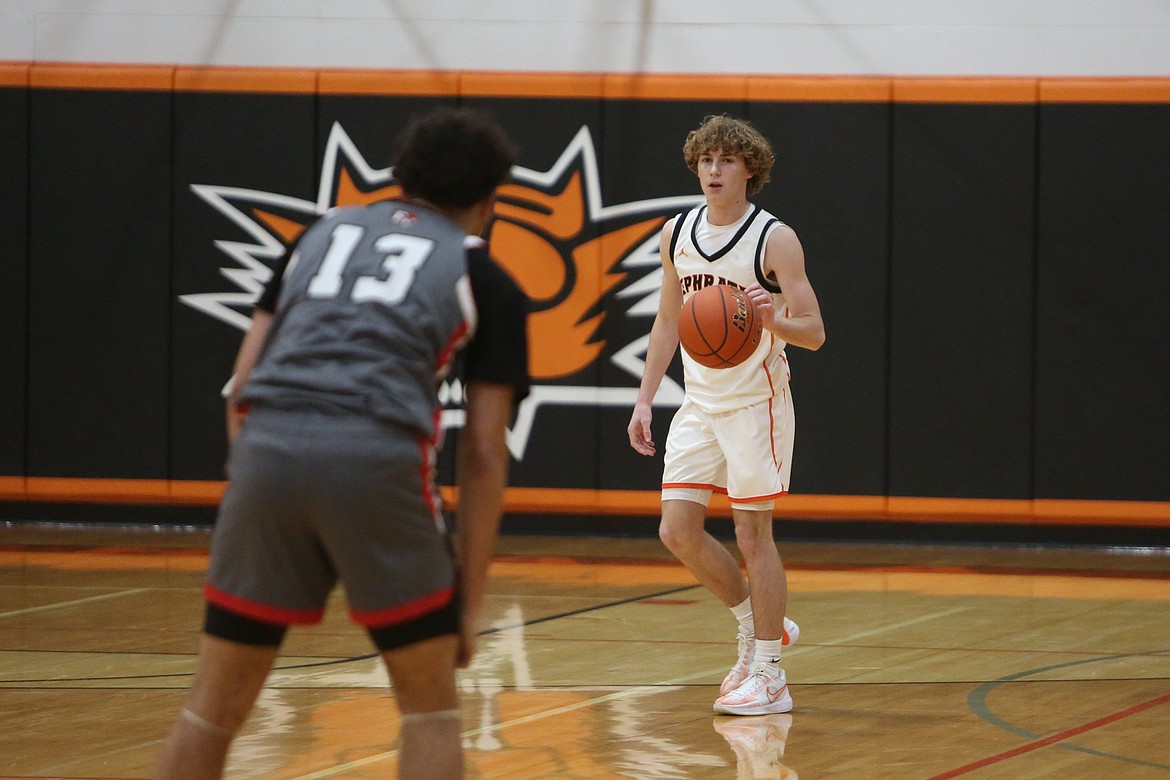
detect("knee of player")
[658,519,701,555]
[733,520,772,557]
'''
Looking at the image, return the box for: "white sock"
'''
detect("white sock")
[753,638,784,665]
[731,596,754,636]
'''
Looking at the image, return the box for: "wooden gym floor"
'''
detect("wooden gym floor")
[1,522,1169,779]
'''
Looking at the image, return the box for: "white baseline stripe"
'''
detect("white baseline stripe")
[0,588,149,619]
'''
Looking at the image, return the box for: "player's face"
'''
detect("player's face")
[697,150,752,201]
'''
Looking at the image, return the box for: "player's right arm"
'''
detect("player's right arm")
[223,243,298,444]
[225,309,273,444]
[627,219,684,457]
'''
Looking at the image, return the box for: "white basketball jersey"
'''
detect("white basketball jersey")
[669,204,791,412]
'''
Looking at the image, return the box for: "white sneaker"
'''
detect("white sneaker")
[714,663,793,716]
[782,616,799,647]
[719,617,799,696]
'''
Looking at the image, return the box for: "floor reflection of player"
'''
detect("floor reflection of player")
[714,713,797,779]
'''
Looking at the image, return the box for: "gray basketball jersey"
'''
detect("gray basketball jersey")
[241,201,476,438]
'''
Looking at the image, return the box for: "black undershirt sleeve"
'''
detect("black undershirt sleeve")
[463,246,531,404]
[254,249,292,314]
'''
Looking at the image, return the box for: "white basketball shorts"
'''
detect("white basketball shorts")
[661,386,794,511]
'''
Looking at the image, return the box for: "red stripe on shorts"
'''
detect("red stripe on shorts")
[351,585,456,629]
[204,583,325,625]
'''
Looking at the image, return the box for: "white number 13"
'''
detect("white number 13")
[307,223,435,305]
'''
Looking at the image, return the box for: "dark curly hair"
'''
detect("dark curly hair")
[682,114,776,196]
[392,107,518,209]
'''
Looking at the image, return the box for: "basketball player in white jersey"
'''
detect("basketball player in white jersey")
[627,114,824,716]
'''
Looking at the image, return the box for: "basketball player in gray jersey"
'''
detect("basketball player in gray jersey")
[155,108,529,780]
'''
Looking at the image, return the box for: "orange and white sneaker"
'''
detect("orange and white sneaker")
[714,663,793,716]
[719,617,800,696]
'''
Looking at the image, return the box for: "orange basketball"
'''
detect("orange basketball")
[678,284,762,368]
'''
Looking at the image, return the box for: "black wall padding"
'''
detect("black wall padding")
[27,88,173,478]
[888,103,1038,499]
[0,85,29,477]
[1034,103,1170,501]
[3,84,1169,512]
[169,91,319,480]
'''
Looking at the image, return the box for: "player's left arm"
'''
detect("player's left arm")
[455,248,530,667]
[454,380,514,668]
[747,225,825,352]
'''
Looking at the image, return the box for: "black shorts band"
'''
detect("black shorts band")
[368,591,461,652]
[204,602,288,647]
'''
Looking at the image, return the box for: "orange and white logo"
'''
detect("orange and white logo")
[182,122,702,459]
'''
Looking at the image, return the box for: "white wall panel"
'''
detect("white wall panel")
[2,1,1169,76]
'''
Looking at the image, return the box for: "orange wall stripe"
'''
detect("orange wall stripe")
[773,494,889,519]
[6,62,1170,103]
[1033,499,1170,527]
[459,71,606,98]
[885,496,1035,524]
[748,76,892,103]
[4,478,1170,525]
[430,484,1170,526]
[1039,78,1170,103]
[893,77,1038,104]
[0,62,30,87]
[604,72,749,100]
[318,68,460,96]
[174,66,317,94]
[168,481,228,503]
[29,62,172,91]
[24,477,170,503]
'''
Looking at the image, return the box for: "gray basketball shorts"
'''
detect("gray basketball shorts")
[205,408,456,635]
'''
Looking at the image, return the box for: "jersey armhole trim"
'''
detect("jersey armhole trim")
[754,218,784,293]
[667,211,688,263]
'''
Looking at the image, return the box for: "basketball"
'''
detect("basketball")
[678,284,762,368]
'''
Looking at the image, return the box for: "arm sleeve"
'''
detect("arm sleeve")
[464,246,531,404]
[254,247,294,313]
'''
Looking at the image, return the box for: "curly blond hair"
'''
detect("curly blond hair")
[682,114,775,196]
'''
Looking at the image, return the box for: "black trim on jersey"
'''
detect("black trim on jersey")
[754,218,784,294]
[254,239,300,313]
[204,602,288,647]
[691,204,763,262]
[464,245,532,405]
[667,211,687,263]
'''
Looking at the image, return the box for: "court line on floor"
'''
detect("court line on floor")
[0,588,148,619]
[932,688,1170,778]
[784,605,972,653]
[951,650,1170,775]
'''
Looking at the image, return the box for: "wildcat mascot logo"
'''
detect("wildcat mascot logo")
[182,122,700,459]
